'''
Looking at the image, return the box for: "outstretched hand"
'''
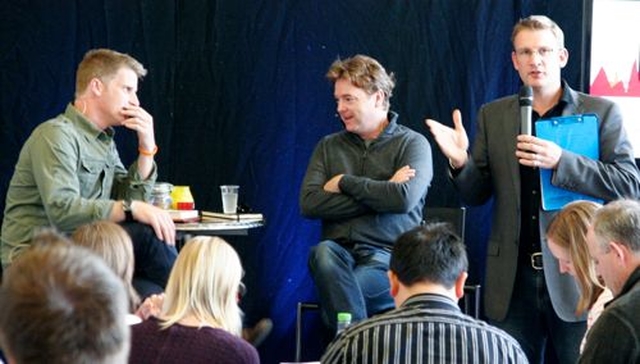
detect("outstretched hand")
[425,109,469,168]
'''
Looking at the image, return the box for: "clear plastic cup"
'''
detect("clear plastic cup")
[220,185,239,214]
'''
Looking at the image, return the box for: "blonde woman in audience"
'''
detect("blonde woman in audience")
[71,220,142,324]
[546,200,613,352]
[129,236,259,364]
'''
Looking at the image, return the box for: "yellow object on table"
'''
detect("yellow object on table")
[171,185,194,210]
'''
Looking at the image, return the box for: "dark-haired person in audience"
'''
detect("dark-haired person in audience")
[1,48,176,296]
[0,230,130,364]
[322,223,527,364]
[300,54,432,331]
[545,200,612,352]
[579,199,640,363]
[129,236,259,364]
[426,15,640,362]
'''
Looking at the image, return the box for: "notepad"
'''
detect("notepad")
[535,114,604,211]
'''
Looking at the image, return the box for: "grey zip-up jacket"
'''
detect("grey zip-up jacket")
[300,111,433,249]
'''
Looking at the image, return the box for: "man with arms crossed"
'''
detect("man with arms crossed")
[1,49,176,294]
[426,15,639,362]
[322,223,528,364]
[580,199,640,363]
[300,54,432,331]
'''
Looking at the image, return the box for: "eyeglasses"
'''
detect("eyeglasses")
[514,47,557,59]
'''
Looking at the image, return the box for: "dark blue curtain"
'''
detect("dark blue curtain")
[0,1,587,362]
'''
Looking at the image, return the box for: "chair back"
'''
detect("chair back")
[423,206,481,318]
[423,206,466,239]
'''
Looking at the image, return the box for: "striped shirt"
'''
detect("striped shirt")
[321,293,528,364]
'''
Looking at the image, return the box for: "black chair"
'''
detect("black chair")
[461,284,482,320]
[295,302,321,362]
[422,206,466,237]
[423,206,483,318]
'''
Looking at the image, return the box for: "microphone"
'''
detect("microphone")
[519,85,533,135]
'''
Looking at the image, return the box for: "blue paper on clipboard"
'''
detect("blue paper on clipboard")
[535,114,603,211]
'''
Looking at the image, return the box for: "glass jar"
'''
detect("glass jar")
[149,182,173,209]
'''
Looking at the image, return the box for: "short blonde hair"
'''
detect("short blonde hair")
[160,236,244,336]
[511,15,565,49]
[75,48,147,98]
[71,221,140,312]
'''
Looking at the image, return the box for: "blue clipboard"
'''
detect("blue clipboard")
[535,114,603,211]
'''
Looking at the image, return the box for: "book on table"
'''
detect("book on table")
[168,209,200,223]
[201,211,264,221]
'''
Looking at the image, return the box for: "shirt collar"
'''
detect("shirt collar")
[64,103,115,141]
[618,266,640,297]
[401,292,461,311]
[559,80,572,105]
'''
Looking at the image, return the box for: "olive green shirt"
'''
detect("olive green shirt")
[1,104,156,266]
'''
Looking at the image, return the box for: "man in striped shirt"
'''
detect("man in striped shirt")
[321,223,528,363]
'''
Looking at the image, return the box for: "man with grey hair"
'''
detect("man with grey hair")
[580,199,640,363]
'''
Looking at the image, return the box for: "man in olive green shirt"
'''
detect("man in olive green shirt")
[1,49,176,295]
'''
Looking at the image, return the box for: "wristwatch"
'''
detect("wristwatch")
[122,199,134,222]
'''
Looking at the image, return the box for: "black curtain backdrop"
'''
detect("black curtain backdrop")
[1,1,587,362]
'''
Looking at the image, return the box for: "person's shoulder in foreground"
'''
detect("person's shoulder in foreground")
[130,317,259,364]
[0,230,130,364]
[321,223,528,364]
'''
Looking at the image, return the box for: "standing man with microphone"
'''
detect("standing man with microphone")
[426,15,640,363]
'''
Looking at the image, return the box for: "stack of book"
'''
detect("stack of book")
[168,209,200,223]
[201,211,264,222]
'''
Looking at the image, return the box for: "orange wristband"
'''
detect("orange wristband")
[138,145,158,156]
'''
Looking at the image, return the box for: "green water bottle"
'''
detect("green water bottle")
[336,312,352,335]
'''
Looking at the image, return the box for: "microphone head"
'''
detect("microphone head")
[519,85,533,106]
